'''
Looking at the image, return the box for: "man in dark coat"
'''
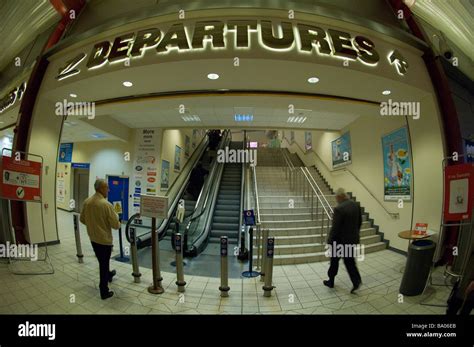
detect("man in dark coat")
[323,188,363,293]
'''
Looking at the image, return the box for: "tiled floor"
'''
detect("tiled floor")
[0,210,451,315]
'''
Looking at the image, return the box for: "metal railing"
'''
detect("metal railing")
[283,137,399,219]
[281,148,333,243]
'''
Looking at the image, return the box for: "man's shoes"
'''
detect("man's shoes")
[108,270,116,283]
[351,282,362,294]
[101,291,114,300]
[323,280,334,288]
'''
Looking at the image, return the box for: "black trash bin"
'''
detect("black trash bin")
[399,239,436,296]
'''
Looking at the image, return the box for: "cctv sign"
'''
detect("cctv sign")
[57,19,408,81]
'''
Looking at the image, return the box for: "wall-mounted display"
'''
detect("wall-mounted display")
[382,127,411,201]
[331,132,352,169]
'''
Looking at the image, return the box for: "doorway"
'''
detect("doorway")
[73,168,90,213]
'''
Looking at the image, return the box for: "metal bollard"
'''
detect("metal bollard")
[175,233,186,293]
[73,214,84,264]
[260,229,269,282]
[130,227,141,283]
[219,236,230,297]
[262,237,275,297]
[148,217,164,294]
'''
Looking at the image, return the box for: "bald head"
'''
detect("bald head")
[94,179,109,198]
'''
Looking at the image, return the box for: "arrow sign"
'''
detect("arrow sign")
[389,50,409,75]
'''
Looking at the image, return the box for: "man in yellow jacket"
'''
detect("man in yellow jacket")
[80,179,121,299]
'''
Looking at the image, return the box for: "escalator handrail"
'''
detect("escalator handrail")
[184,130,232,251]
[186,129,230,224]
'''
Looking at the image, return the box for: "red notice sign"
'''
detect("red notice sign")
[0,156,42,202]
[444,163,474,221]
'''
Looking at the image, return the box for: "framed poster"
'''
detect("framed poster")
[174,145,182,171]
[185,135,190,157]
[444,163,474,221]
[331,132,352,169]
[160,160,170,190]
[0,156,42,201]
[305,131,312,150]
[382,127,411,201]
[59,143,73,163]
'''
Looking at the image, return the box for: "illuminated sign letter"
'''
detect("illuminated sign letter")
[156,23,190,53]
[260,21,294,50]
[297,24,331,55]
[130,28,162,57]
[354,36,379,65]
[108,33,135,63]
[57,52,87,80]
[86,41,111,69]
[192,21,225,49]
[227,20,258,48]
[328,29,357,60]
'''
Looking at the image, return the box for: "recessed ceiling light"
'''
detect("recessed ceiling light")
[307,77,320,84]
[91,133,107,139]
[181,115,201,122]
[287,116,307,124]
[69,93,77,98]
[382,90,391,95]
[123,81,133,87]
[207,73,219,80]
[234,114,253,122]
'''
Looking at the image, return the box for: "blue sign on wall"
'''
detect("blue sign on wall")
[243,210,255,226]
[59,143,73,163]
[465,139,474,163]
[71,162,90,169]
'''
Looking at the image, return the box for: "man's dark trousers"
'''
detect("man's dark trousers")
[328,255,361,287]
[91,241,113,295]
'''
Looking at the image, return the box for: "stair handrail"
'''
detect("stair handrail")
[302,166,334,215]
[283,137,399,219]
[300,167,333,221]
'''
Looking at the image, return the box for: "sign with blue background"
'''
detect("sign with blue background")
[243,210,255,226]
[71,162,90,169]
[59,143,73,163]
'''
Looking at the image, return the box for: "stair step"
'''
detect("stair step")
[212,222,239,231]
[253,242,387,265]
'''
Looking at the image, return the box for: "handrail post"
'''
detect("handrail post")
[130,227,141,283]
[260,228,269,282]
[174,233,186,293]
[262,237,275,297]
[219,236,230,297]
[73,213,84,264]
[256,223,261,270]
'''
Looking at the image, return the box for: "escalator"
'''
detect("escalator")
[209,147,242,243]
[184,139,244,256]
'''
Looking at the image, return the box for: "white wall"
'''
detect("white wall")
[285,98,445,252]
[72,140,134,196]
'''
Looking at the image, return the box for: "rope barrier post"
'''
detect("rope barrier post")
[219,236,230,297]
[242,227,260,278]
[263,237,275,297]
[148,217,164,294]
[130,227,141,283]
[174,233,186,293]
[260,228,269,282]
[72,213,84,264]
